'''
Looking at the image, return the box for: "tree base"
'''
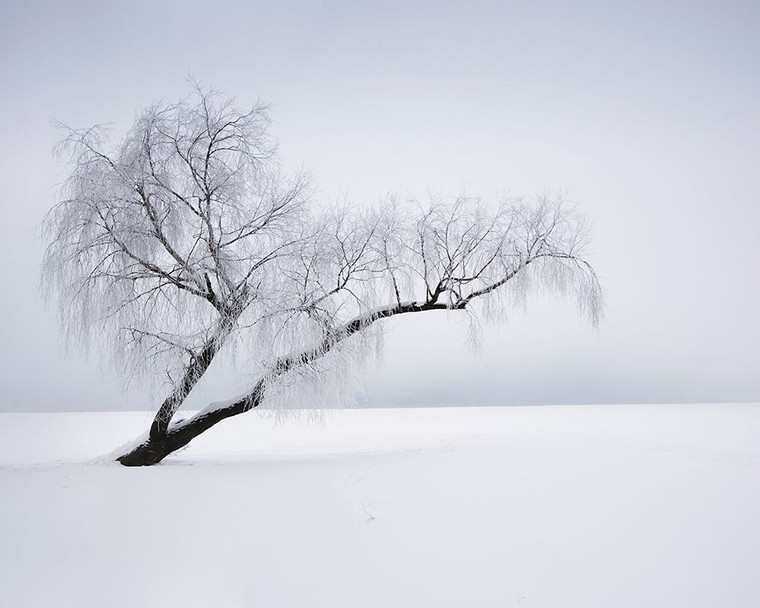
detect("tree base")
[116,391,260,466]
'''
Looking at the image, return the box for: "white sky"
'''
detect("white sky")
[0,0,758,411]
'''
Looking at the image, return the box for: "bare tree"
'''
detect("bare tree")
[42,86,602,466]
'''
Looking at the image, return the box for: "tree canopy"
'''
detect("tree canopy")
[42,86,602,465]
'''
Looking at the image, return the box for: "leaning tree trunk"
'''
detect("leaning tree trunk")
[116,300,458,466]
[118,308,245,466]
[117,382,265,466]
[149,308,241,439]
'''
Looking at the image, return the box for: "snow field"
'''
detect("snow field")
[1,404,758,607]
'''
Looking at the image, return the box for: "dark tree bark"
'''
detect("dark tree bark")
[118,382,265,466]
[149,308,241,439]
[117,300,454,466]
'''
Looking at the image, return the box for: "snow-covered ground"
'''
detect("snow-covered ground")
[1,404,759,607]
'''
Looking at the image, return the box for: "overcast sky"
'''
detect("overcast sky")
[1,0,758,412]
